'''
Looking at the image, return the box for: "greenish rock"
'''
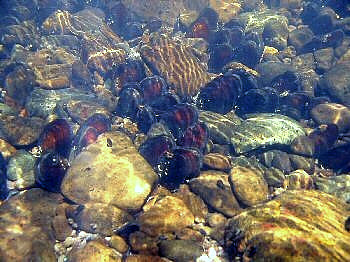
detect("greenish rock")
[199,110,241,145]
[263,167,285,187]
[229,114,305,154]
[158,240,203,262]
[238,10,289,49]
[315,175,350,203]
[225,190,350,261]
[6,149,36,189]
[25,87,97,119]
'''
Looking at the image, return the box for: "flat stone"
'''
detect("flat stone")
[61,132,158,212]
[229,166,269,206]
[138,196,194,237]
[68,240,122,262]
[225,190,350,261]
[230,114,305,154]
[74,203,133,236]
[0,188,63,261]
[189,170,242,217]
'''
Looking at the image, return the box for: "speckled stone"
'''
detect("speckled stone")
[68,240,122,262]
[229,166,269,207]
[0,188,63,261]
[138,196,194,237]
[315,174,350,203]
[61,132,158,212]
[225,190,350,261]
[189,170,242,217]
[73,203,133,236]
[6,149,36,189]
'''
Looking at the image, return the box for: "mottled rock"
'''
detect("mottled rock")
[61,132,157,212]
[138,196,194,237]
[230,114,305,154]
[311,103,350,133]
[229,166,268,207]
[0,188,63,261]
[283,169,314,190]
[68,240,122,262]
[315,175,350,203]
[74,203,133,236]
[6,149,36,189]
[158,240,203,262]
[239,10,289,50]
[203,153,232,171]
[25,88,96,119]
[225,190,350,261]
[189,170,242,217]
[140,33,212,99]
[0,115,45,146]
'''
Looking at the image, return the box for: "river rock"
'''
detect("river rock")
[311,103,350,133]
[158,240,203,262]
[0,138,16,160]
[263,167,285,187]
[314,47,335,73]
[319,59,350,107]
[283,169,314,190]
[0,115,45,146]
[73,203,133,236]
[225,190,350,261]
[189,170,242,217]
[61,131,158,212]
[68,240,122,262]
[6,149,36,189]
[138,196,194,237]
[199,110,241,145]
[256,61,295,86]
[230,114,305,154]
[229,166,268,207]
[129,231,159,255]
[0,188,63,261]
[315,174,350,203]
[203,153,232,171]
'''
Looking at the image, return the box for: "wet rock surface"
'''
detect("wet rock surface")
[61,132,158,212]
[225,190,350,261]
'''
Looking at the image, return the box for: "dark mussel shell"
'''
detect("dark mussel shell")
[123,22,144,40]
[226,26,245,48]
[35,151,69,193]
[178,122,209,152]
[161,103,199,139]
[309,124,339,157]
[39,118,73,157]
[0,153,8,200]
[139,75,168,106]
[117,60,146,85]
[159,147,202,190]
[82,113,111,134]
[234,32,264,68]
[270,71,301,95]
[319,143,350,173]
[149,92,180,114]
[208,44,235,73]
[74,126,99,150]
[136,105,157,134]
[209,29,231,46]
[139,135,175,167]
[236,87,279,116]
[115,86,142,119]
[188,8,218,40]
[197,73,242,114]
[227,68,258,92]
